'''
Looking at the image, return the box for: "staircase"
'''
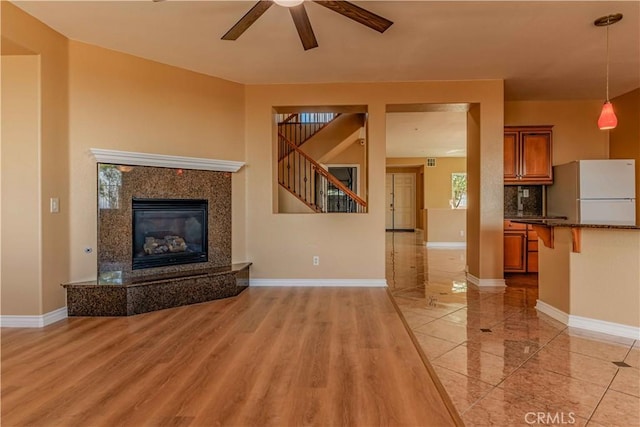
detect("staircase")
[276,113,340,160]
[278,132,367,213]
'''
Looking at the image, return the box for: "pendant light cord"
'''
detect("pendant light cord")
[605,17,610,102]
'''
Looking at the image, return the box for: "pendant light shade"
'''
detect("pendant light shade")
[594,13,623,131]
[598,101,618,130]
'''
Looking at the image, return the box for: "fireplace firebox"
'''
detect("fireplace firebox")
[132,199,208,270]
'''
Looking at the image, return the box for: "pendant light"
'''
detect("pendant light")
[594,13,623,130]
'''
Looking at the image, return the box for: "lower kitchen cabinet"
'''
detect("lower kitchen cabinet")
[504,220,538,273]
[526,226,539,273]
[504,231,526,272]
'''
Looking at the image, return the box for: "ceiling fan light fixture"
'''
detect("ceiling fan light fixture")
[273,0,304,7]
[222,0,392,50]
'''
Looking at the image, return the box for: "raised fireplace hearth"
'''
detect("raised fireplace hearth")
[63,263,250,316]
[62,151,249,316]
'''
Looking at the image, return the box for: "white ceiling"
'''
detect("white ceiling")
[386,111,467,158]
[9,0,640,159]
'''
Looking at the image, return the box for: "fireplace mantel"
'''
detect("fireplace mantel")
[90,148,245,172]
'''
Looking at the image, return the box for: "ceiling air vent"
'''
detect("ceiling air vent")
[426,158,437,167]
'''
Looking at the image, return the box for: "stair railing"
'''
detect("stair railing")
[277,113,341,158]
[278,133,367,213]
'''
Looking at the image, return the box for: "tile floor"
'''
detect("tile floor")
[386,231,639,426]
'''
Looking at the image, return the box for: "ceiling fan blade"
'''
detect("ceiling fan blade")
[221,0,274,41]
[313,0,392,33]
[289,4,319,50]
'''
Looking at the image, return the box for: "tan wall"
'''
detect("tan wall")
[68,40,246,282]
[505,101,609,165]
[426,209,466,243]
[246,81,503,281]
[609,89,640,225]
[570,229,640,327]
[466,105,483,278]
[1,56,42,315]
[278,186,315,214]
[538,228,572,313]
[1,2,69,314]
[386,157,426,167]
[424,157,467,209]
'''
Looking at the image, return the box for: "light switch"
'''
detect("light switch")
[50,197,59,213]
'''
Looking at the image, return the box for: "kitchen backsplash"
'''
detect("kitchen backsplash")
[504,185,543,217]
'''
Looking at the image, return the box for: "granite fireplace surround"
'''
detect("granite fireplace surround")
[63,159,250,316]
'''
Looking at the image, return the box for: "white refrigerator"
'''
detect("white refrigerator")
[547,159,636,225]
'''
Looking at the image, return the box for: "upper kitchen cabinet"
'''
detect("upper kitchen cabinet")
[504,126,553,185]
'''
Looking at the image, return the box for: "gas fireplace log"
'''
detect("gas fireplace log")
[143,236,187,255]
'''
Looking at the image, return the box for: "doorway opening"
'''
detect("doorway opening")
[385,103,469,247]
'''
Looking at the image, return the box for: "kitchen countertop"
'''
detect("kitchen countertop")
[504,215,567,221]
[510,219,640,230]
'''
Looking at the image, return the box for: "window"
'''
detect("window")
[451,173,467,209]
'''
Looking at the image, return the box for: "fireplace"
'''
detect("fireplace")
[132,198,208,270]
[97,164,231,280]
[66,158,249,317]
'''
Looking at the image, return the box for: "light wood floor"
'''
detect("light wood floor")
[1,287,459,426]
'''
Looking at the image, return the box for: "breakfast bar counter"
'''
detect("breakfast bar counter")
[511,220,640,339]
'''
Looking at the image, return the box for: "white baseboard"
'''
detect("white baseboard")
[251,279,388,287]
[425,242,466,249]
[536,300,640,340]
[569,314,640,340]
[1,306,68,328]
[535,300,570,325]
[466,273,506,288]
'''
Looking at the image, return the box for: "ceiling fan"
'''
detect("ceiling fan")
[221,0,393,51]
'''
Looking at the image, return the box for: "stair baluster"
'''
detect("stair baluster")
[278,133,366,213]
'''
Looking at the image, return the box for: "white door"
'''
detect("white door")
[385,174,394,229]
[386,173,416,230]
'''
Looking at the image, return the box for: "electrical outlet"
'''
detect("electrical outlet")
[459,230,464,237]
[523,189,529,197]
[313,256,320,266]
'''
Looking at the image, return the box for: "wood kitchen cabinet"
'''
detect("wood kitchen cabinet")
[504,126,553,184]
[504,220,527,272]
[526,226,539,273]
[504,221,539,273]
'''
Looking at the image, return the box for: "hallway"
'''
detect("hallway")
[386,231,639,426]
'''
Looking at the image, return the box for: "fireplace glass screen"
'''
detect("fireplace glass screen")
[132,199,208,270]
